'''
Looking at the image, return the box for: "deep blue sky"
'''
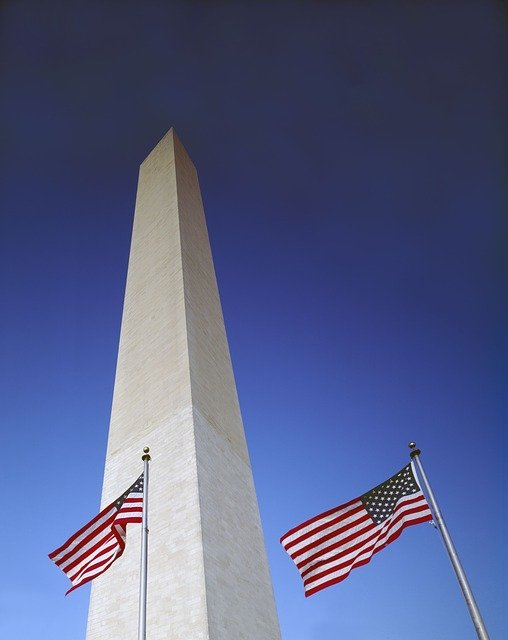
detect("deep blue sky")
[1,2,506,638]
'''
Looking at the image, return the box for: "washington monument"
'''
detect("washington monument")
[85,130,281,639]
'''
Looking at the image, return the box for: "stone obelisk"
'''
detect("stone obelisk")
[85,130,281,639]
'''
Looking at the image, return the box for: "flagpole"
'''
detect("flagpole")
[408,442,489,640]
[138,446,151,640]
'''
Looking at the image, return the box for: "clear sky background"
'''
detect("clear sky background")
[1,2,506,639]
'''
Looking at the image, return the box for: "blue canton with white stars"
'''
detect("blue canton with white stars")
[360,464,420,525]
[114,473,144,509]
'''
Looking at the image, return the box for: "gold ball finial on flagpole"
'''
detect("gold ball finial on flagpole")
[142,446,151,461]
[408,442,421,458]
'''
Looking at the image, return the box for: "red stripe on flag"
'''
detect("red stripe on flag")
[303,511,433,596]
[280,497,359,543]
[280,464,433,596]
[49,473,144,595]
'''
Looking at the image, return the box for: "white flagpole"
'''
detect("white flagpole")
[138,446,151,640]
[408,442,489,640]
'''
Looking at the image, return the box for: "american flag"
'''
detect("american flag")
[280,463,433,596]
[49,474,144,594]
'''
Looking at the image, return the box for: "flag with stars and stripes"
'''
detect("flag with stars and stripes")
[49,474,144,594]
[280,463,432,597]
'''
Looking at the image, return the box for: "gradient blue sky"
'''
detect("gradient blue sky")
[1,2,506,638]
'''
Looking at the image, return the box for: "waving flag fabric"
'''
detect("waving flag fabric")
[49,474,144,594]
[280,463,432,596]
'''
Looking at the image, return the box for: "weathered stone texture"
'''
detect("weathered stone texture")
[85,130,280,639]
